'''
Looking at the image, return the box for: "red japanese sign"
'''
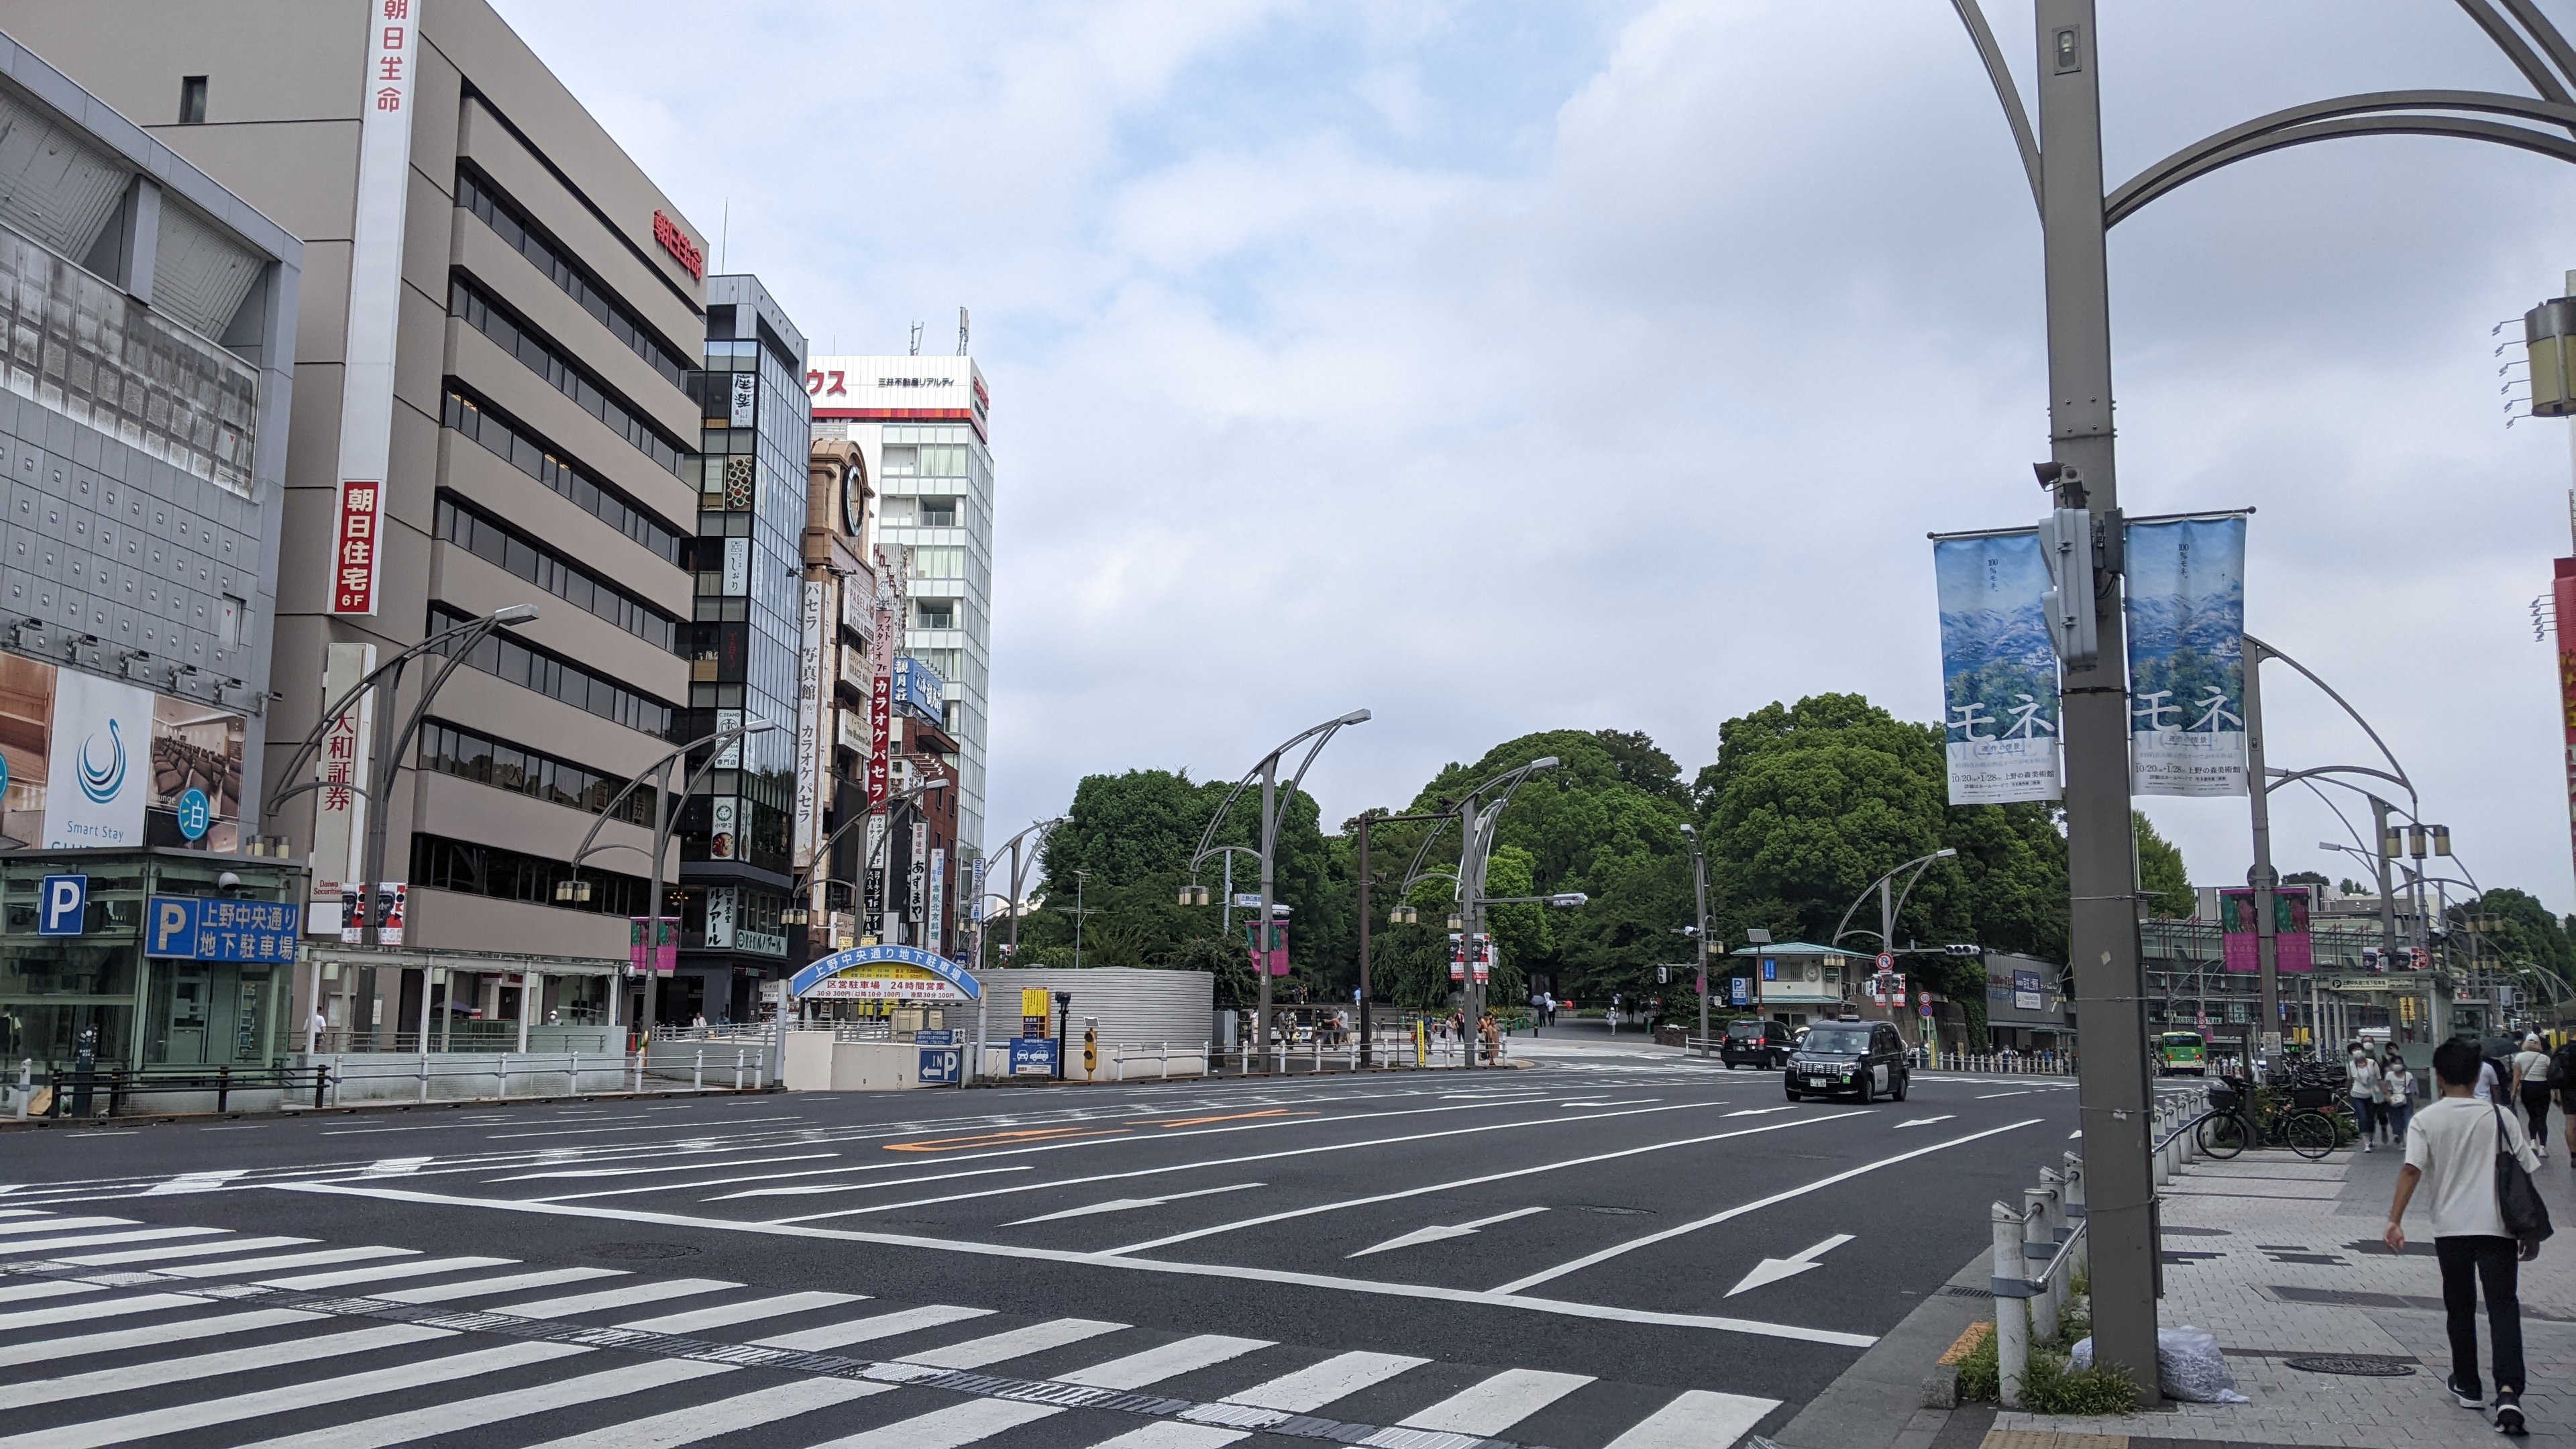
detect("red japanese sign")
[867,674,892,810]
[653,210,704,280]
[331,480,382,614]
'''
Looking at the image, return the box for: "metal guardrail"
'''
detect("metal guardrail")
[1988,1151,2089,1410]
[9,1045,773,1120]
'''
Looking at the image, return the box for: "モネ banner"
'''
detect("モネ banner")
[1933,531,2061,804]
[2126,516,2247,796]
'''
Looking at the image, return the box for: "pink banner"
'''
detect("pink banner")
[2220,889,2311,973]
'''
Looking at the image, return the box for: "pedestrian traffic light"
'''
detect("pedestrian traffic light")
[1656,966,1668,984]
[1945,943,1982,957]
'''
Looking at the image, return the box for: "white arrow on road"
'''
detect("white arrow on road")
[1892,1116,1955,1129]
[1348,1205,1548,1258]
[1006,1182,1264,1226]
[1725,1234,1856,1296]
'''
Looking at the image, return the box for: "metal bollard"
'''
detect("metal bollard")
[419,1052,431,1104]
[2024,1184,2060,1344]
[1161,1042,1171,1079]
[1992,1201,2030,1409]
[735,1049,745,1090]
[569,1049,580,1097]
[498,1054,511,1101]
[693,1049,704,1091]
[2153,1100,2173,1185]
[2063,1150,2090,1279]
[333,1054,346,1108]
[632,1049,645,1094]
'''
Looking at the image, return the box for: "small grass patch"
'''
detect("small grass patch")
[2023,1352,2141,1415]
[1952,1322,1998,1403]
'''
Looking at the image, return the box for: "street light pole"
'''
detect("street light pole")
[1680,824,1711,1043]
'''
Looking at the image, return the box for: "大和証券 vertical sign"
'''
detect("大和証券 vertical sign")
[329,1,419,616]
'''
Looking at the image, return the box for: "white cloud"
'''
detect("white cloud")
[497,0,2576,911]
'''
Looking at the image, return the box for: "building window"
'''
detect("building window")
[419,720,655,826]
[435,494,680,652]
[448,276,686,477]
[917,498,960,527]
[915,601,954,631]
[441,387,684,564]
[428,604,674,737]
[454,166,692,389]
[410,833,651,917]
[178,76,207,125]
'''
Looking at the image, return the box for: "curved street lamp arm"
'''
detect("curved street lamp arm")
[2247,636,2416,810]
[2500,0,2576,93]
[2462,0,2576,105]
[261,610,531,822]
[1187,712,1368,873]
[2267,763,2412,798]
[1945,0,2042,214]
[2112,111,2576,227]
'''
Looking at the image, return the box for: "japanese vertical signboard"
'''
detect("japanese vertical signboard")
[927,848,945,956]
[1933,531,2062,804]
[310,643,374,932]
[794,579,825,867]
[329,1,419,616]
[2555,557,2576,887]
[2126,515,2248,796]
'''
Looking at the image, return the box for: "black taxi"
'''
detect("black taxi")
[1784,1018,1911,1103]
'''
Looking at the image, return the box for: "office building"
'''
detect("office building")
[808,351,991,853]
[671,274,807,1023]
[0,30,307,1072]
[3,1,714,1039]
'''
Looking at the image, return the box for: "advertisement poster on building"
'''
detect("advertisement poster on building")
[704,884,738,949]
[2219,887,2313,972]
[927,848,945,956]
[2125,514,2248,797]
[39,666,154,849]
[708,796,739,860]
[728,370,757,427]
[328,9,417,617]
[629,916,677,975]
[307,643,374,931]
[863,814,885,922]
[1931,531,2062,805]
[794,580,825,867]
[341,881,405,946]
[2556,557,2576,885]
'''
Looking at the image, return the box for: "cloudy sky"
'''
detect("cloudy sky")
[500,1,2576,912]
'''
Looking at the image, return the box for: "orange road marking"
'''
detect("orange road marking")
[1136,1109,1313,1130]
[884,1126,1132,1153]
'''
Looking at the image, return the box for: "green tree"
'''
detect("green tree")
[2133,812,2192,918]
[2458,887,2576,981]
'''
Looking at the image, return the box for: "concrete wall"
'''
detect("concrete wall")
[969,968,1215,1051]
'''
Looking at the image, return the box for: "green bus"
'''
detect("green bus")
[2156,1030,2208,1076]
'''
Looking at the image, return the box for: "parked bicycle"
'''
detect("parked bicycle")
[2193,1073,2339,1160]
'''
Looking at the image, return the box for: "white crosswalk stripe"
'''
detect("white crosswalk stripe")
[1395,1368,1595,1435]
[498,1278,739,1318]
[253,1255,516,1290]
[518,1379,892,1449]
[1089,1425,1252,1449]
[53,1235,317,1265]
[0,1281,100,1306]
[1601,1389,1780,1448]
[805,1397,1060,1449]
[893,1316,1126,1369]
[615,1289,865,1333]
[155,1246,416,1277]
[0,1226,228,1255]
[0,1291,204,1331]
[4,1322,451,1409]
[0,1340,590,1449]
[0,1216,129,1237]
[1057,1334,1273,1389]
[374,1267,630,1304]
[752,1302,994,1352]
[1222,1350,1430,1411]
[0,1307,322,1368]
[229,1357,736,1449]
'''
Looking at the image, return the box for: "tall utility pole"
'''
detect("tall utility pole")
[2033,1,2158,1397]
[1681,824,1711,1042]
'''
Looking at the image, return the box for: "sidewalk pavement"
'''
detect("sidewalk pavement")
[1780,1107,2576,1449]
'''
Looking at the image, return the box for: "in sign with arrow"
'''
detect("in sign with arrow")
[1348,1206,1548,1258]
[1725,1233,1855,1296]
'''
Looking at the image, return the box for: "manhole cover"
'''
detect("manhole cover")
[2284,1355,2416,1377]
[584,1242,701,1261]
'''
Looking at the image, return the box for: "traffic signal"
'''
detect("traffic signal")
[1944,943,1982,957]
[1656,966,1668,984]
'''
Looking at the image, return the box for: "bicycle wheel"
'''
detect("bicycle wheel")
[2285,1110,2339,1160]
[2197,1112,2247,1159]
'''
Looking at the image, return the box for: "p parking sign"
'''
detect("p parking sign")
[37,874,85,936]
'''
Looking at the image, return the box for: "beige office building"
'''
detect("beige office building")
[5,1,714,1040]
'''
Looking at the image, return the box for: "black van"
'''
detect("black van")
[1720,1018,1795,1069]
[1786,1019,1911,1102]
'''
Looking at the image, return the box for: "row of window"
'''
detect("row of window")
[435,494,679,653]
[409,832,651,919]
[429,605,674,737]
[880,444,969,478]
[449,276,686,478]
[443,388,685,565]
[455,167,694,391]
[418,718,655,828]
[879,498,961,527]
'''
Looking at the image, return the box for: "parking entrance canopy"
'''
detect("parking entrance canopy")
[788,944,981,1004]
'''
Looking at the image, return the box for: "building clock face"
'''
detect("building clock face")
[842,455,867,535]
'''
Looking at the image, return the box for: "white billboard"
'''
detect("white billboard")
[44,669,155,849]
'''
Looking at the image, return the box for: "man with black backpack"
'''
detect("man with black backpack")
[2551,1033,2576,1165]
[2388,1038,2549,1436]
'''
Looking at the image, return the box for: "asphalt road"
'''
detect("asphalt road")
[0,1046,2082,1448]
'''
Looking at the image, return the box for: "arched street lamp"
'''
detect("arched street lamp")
[1388,757,1572,1064]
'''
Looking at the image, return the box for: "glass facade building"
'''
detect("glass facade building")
[673,276,810,1023]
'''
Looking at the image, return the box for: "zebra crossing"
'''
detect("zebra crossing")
[0,1206,1780,1448]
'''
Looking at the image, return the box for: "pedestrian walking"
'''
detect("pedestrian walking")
[2386,1038,2544,1436]
[2514,1035,2555,1161]
[2552,1034,2576,1165]
[2383,1055,2417,1143]
[2349,1044,2383,1152]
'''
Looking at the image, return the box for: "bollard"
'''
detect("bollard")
[419,1052,431,1104]
[694,1049,704,1091]
[568,1049,581,1097]
[2063,1150,2090,1280]
[735,1049,745,1091]
[498,1054,511,1101]
[1161,1042,1171,1079]
[2037,1167,2070,1323]
[2024,1184,2060,1344]
[13,1057,28,1120]
[1992,1201,2030,1409]
[333,1054,346,1108]
[2152,1099,2173,1185]
[632,1048,645,1094]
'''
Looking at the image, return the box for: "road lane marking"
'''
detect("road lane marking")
[54,1236,315,1267]
[1099,1112,1855,1256]
[254,1256,516,1291]
[752,1303,994,1352]
[1397,1368,1593,1434]
[271,1180,1881,1346]
[709,1166,1032,1201]
[492,1153,837,1182]
[1059,1334,1272,1388]
[229,1358,733,1449]
[374,1268,630,1305]
[358,1157,433,1177]
[1603,1389,1780,1448]
[500,1279,738,1319]
[5,1322,451,1411]
[1489,1118,2044,1295]
[1008,1182,1265,1226]
[1138,1110,1311,1129]
[0,1307,323,1368]
[514,1379,890,1449]
[1893,1116,1956,1128]
[1350,1206,1548,1258]
[1220,1350,1428,1411]
[0,1227,229,1256]
[800,1397,1056,1449]
[1976,1091,2035,1099]
[885,1126,1132,1154]
[1725,1233,1855,1295]
[891,1316,1125,1369]
[1725,1108,1795,1118]
[614,1289,866,1334]
[1565,1099,1660,1108]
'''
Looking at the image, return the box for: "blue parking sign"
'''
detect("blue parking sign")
[38,875,85,936]
[1729,976,1750,1006]
[918,1046,961,1085]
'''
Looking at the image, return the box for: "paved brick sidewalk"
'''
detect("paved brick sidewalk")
[1984,1124,2576,1448]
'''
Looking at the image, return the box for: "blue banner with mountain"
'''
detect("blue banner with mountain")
[1933,531,2062,804]
[2125,515,2247,797]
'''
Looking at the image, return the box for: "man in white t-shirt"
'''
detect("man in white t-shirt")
[2389,1038,2542,1435]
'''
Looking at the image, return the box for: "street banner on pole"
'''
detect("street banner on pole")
[1933,531,2062,804]
[2220,887,2312,973]
[2553,556,2576,886]
[2125,515,2248,796]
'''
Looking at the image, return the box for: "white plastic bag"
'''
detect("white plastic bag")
[2067,1326,2249,1404]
